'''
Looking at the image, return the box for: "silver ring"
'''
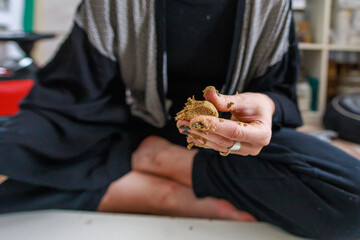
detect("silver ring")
[219,141,241,156]
[229,141,241,151]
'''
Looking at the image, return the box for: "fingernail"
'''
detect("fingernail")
[192,122,204,128]
[179,125,190,131]
[181,131,190,135]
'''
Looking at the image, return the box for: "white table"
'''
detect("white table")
[0,210,307,240]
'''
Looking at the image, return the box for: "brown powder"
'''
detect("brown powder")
[227,102,235,109]
[252,120,263,125]
[175,96,219,121]
[189,133,201,140]
[202,86,219,98]
[192,118,216,134]
[192,123,203,129]
[197,129,209,135]
[210,125,217,131]
[195,143,205,148]
[200,119,209,129]
[187,143,195,150]
[177,86,222,150]
[219,119,225,122]
[236,121,243,126]
[187,132,208,149]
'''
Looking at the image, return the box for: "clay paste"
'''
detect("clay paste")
[176,87,220,149]
[175,96,219,121]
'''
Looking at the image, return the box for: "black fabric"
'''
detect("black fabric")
[222,0,246,94]
[245,18,303,129]
[0,24,133,190]
[0,179,106,213]
[193,128,360,239]
[166,0,237,116]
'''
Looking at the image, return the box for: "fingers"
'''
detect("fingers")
[204,88,240,113]
[203,89,275,122]
[177,89,273,155]
[177,119,190,129]
[186,135,228,153]
[187,135,261,156]
[178,119,265,156]
[188,126,235,149]
[188,116,272,147]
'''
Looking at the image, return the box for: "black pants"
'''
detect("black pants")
[0,179,106,212]
[193,127,360,239]
[1,125,360,239]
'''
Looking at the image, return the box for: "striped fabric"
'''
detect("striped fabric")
[75,0,292,127]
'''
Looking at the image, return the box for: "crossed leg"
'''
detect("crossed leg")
[131,133,360,239]
[97,171,255,221]
[97,135,258,221]
[131,136,195,187]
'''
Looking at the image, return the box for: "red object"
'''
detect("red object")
[0,79,34,116]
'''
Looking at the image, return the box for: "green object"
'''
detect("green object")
[23,0,34,32]
[308,77,319,111]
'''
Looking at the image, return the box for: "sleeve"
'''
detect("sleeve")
[0,1,133,191]
[245,16,303,129]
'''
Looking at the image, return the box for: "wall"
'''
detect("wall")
[33,0,82,66]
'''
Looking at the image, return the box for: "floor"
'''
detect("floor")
[0,210,307,240]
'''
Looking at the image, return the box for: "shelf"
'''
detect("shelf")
[299,43,324,51]
[298,0,360,125]
[292,0,307,10]
[299,44,360,52]
[301,111,322,125]
[328,45,360,52]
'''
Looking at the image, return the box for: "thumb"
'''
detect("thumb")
[203,87,239,112]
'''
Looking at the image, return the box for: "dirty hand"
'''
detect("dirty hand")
[177,90,275,156]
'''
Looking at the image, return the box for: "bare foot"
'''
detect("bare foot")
[132,136,195,187]
[98,171,256,222]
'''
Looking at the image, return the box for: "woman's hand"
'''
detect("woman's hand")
[177,89,275,156]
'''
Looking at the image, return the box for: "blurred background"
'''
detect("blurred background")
[0,0,81,66]
[293,0,360,125]
[0,0,359,155]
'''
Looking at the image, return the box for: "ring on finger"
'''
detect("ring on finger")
[219,141,242,157]
[229,141,242,151]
